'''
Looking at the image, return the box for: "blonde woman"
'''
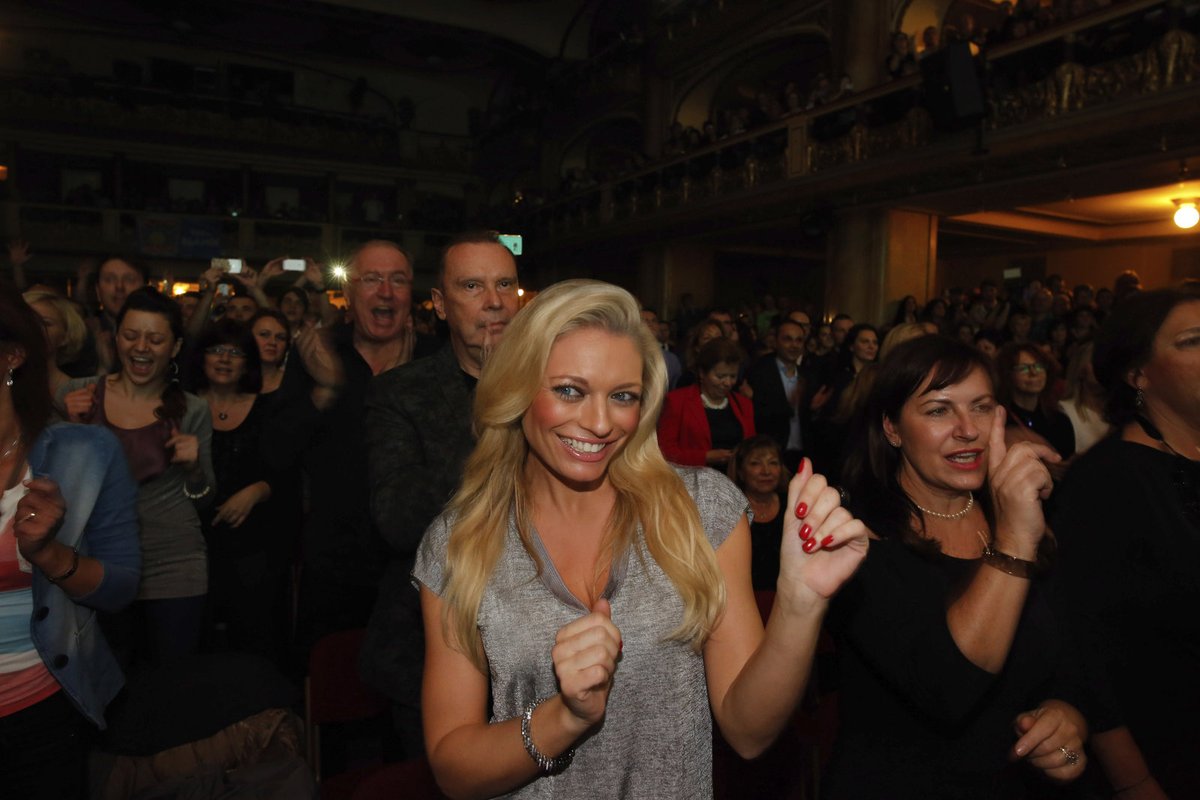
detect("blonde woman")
[22,289,88,399]
[1056,341,1110,455]
[415,280,868,798]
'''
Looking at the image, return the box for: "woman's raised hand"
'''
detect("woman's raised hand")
[987,407,1059,559]
[779,458,868,602]
[551,598,622,731]
[13,477,66,560]
[1011,699,1087,784]
[165,423,199,468]
[62,383,97,423]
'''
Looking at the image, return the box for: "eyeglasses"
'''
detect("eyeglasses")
[205,346,247,358]
[353,273,411,290]
[1012,363,1046,375]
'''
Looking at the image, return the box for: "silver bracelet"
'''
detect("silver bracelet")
[521,697,575,774]
[182,482,211,500]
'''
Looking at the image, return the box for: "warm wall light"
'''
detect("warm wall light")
[1174,199,1199,229]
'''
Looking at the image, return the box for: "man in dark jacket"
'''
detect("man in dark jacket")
[360,231,520,755]
[745,314,824,473]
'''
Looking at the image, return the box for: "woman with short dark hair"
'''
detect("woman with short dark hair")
[997,343,1075,461]
[657,337,754,469]
[192,319,286,661]
[1052,288,1200,797]
[828,335,1088,798]
[728,435,788,590]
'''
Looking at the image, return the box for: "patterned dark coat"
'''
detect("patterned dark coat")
[359,343,477,712]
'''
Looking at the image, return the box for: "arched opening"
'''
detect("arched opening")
[899,0,1010,55]
[560,114,643,184]
[674,32,830,133]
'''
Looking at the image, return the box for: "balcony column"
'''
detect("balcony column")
[638,241,715,324]
[825,208,937,324]
[833,0,892,93]
[643,67,668,159]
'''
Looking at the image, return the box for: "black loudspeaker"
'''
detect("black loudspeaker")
[921,41,984,130]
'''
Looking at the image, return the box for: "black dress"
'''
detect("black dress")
[823,538,1084,799]
[203,396,291,663]
[1051,438,1200,797]
[748,491,786,591]
[1007,404,1076,459]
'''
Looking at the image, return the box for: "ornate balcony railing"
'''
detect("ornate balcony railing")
[514,0,1196,247]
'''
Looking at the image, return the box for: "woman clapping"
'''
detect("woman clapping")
[415,280,867,798]
[829,336,1088,799]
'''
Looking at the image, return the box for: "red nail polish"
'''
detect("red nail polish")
[619,640,623,654]
[821,535,834,548]
[802,538,818,553]
[799,523,812,541]
[795,501,808,519]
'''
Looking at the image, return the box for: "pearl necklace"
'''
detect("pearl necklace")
[914,492,974,520]
[701,393,729,410]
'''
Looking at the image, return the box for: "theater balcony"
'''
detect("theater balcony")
[509,0,1200,320]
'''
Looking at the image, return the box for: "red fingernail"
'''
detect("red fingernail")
[821,535,834,548]
[618,640,623,654]
[802,538,818,554]
[799,523,813,541]
[795,501,808,519]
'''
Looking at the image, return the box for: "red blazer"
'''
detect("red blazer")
[657,384,756,466]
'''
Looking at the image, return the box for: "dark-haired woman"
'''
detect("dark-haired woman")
[728,436,788,591]
[276,286,309,334]
[249,308,291,396]
[193,320,286,661]
[828,336,1088,799]
[657,337,754,470]
[891,295,920,329]
[1051,288,1200,798]
[1,287,139,799]
[60,287,214,664]
[828,323,879,406]
[997,343,1075,464]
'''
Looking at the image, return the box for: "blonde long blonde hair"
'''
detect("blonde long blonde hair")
[441,279,726,669]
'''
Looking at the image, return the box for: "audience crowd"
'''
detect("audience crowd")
[2,230,1198,799]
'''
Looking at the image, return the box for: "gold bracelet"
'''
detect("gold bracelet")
[981,543,1037,579]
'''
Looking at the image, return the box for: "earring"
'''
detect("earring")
[4,369,12,388]
[1136,388,1145,410]
[886,437,901,448]
[169,361,180,382]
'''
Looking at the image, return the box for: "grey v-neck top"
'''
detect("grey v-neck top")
[413,465,748,799]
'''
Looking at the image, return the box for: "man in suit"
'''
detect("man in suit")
[745,314,823,473]
[640,306,682,389]
[360,231,520,755]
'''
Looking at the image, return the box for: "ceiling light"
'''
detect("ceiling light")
[1175,200,1199,229]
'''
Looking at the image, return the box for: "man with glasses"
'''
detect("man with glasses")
[361,231,520,756]
[263,239,435,650]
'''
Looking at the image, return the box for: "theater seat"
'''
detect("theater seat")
[351,757,446,800]
[305,629,390,799]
